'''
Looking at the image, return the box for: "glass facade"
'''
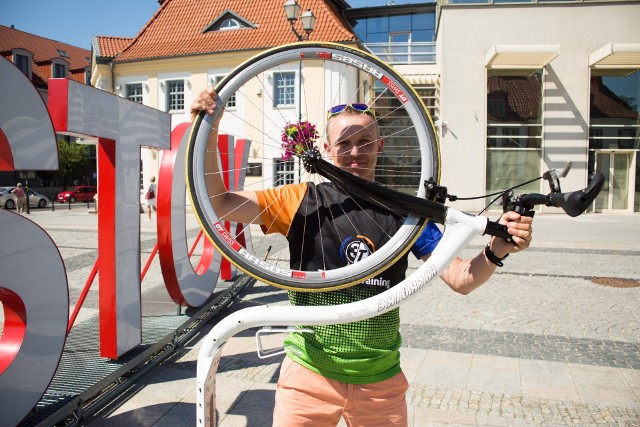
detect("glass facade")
[374,80,439,194]
[352,11,436,64]
[486,71,543,194]
[588,72,640,212]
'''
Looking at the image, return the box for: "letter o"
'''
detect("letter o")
[0,211,68,426]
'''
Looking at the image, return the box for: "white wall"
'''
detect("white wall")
[438,2,639,212]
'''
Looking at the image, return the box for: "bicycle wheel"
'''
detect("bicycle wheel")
[187,42,439,291]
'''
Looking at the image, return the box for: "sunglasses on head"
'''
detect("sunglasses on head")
[327,103,376,120]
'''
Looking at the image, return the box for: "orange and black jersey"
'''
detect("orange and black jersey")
[256,181,442,383]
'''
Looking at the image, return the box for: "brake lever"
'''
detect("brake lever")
[543,161,572,193]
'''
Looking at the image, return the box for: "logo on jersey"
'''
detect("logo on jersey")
[340,235,375,264]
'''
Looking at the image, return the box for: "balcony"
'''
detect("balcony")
[364,42,436,65]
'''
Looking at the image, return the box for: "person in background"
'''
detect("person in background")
[11,183,27,215]
[145,177,157,221]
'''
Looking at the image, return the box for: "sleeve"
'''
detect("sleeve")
[256,183,308,236]
[410,221,443,259]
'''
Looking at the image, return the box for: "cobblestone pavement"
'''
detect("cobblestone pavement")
[11,208,640,426]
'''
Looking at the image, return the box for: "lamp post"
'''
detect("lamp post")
[283,0,316,124]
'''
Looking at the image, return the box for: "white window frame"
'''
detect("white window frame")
[274,158,295,186]
[158,73,191,115]
[126,83,144,104]
[116,76,149,105]
[220,18,240,31]
[211,74,237,109]
[273,71,296,108]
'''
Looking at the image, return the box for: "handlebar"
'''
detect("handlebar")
[504,172,605,218]
[303,151,604,241]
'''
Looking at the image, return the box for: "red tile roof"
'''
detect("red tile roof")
[112,0,357,62]
[0,25,90,86]
[94,36,134,59]
[0,25,90,70]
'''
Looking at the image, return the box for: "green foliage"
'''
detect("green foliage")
[56,136,88,187]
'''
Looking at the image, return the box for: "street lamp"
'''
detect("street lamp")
[283,0,316,183]
[283,0,316,121]
[284,0,316,42]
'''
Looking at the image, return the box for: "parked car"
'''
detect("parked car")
[56,186,97,203]
[0,186,15,209]
[0,186,51,209]
[27,190,51,208]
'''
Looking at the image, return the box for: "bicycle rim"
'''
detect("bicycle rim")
[187,42,440,291]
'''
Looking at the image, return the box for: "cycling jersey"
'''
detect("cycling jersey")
[257,181,442,384]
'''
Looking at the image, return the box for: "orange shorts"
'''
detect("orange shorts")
[273,357,409,427]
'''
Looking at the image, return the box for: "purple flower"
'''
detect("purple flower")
[280,121,319,160]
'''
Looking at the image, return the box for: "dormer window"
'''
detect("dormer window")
[15,54,30,76]
[220,18,240,31]
[203,10,257,33]
[53,63,67,78]
[12,49,32,78]
[52,59,69,78]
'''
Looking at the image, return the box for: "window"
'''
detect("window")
[166,80,185,112]
[374,81,439,193]
[589,74,639,151]
[213,75,236,108]
[274,159,295,186]
[486,70,543,195]
[203,11,256,33]
[274,72,295,107]
[53,63,67,78]
[220,19,240,30]
[246,163,262,177]
[14,53,30,76]
[126,83,143,104]
[353,11,436,65]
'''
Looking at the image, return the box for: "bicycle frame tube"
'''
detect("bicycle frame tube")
[196,208,488,427]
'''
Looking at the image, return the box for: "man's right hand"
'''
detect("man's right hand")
[190,86,219,123]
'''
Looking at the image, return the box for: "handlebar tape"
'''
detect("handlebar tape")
[547,173,605,217]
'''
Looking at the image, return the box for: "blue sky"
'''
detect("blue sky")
[0,0,403,51]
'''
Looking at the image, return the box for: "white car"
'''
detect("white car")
[0,186,51,209]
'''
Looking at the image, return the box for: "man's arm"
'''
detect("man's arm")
[190,86,263,225]
[424,211,533,295]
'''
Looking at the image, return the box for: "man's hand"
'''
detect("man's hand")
[190,86,219,123]
[488,211,533,258]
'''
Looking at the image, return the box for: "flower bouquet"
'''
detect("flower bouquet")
[280,121,319,160]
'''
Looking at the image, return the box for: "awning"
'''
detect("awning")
[485,44,559,70]
[404,74,439,86]
[589,43,640,75]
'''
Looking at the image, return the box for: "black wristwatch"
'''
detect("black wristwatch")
[484,245,509,267]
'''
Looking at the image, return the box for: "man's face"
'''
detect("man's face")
[324,113,383,181]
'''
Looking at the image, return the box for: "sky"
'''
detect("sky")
[0,0,405,51]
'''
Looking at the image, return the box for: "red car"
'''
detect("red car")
[57,186,97,203]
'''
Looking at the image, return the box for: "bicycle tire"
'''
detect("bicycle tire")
[187,42,440,291]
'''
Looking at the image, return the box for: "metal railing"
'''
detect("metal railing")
[364,42,436,65]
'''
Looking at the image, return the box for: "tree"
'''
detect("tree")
[56,136,88,188]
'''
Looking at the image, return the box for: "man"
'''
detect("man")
[11,183,27,215]
[191,87,532,426]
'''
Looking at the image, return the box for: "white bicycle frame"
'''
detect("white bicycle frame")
[195,208,490,426]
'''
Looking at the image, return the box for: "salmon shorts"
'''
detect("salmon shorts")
[272,357,409,427]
